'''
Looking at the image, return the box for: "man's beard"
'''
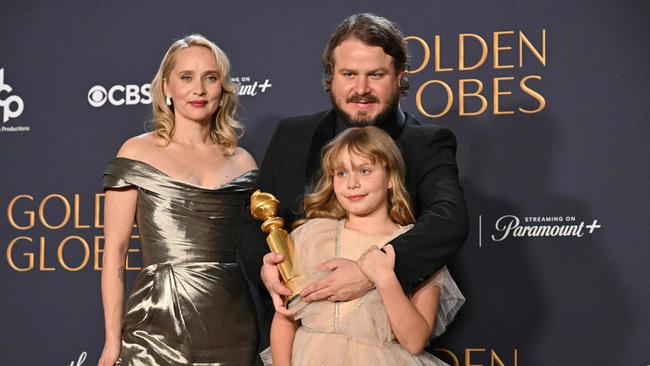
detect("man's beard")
[331,89,400,127]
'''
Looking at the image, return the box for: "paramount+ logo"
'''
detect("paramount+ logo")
[87,83,151,107]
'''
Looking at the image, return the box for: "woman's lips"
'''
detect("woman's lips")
[189,101,208,107]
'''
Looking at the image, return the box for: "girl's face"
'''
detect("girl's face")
[333,149,392,221]
[163,46,223,125]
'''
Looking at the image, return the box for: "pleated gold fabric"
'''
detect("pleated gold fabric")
[104,157,258,366]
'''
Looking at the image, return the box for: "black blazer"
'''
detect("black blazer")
[238,109,468,349]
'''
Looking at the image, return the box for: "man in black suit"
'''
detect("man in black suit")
[238,13,468,353]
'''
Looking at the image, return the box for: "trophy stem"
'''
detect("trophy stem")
[250,190,303,306]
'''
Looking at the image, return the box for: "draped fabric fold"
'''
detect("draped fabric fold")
[105,157,258,366]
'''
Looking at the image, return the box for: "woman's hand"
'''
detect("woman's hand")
[357,244,397,287]
[97,339,121,366]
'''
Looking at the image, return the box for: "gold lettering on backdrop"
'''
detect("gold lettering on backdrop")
[465,348,487,366]
[126,235,142,270]
[519,75,546,113]
[491,349,512,366]
[520,29,546,67]
[94,236,104,270]
[6,236,34,271]
[434,348,460,366]
[493,31,515,69]
[405,29,547,118]
[459,33,488,71]
[57,236,90,271]
[493,77,515,115]
[434,35,454,72]
[434,348,518,366]
[404,36,430,73]
[416,80,453,118]
[459,79,488,116]
[7,194,35,230]
[4,193,142,272]
[95,193,104,228]
[39,237,55,271]
[74,194,90,228]
[38,194,71,229]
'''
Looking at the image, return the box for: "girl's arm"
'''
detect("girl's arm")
[98,188,138,366]
[358,244,440,354]
[270,312,299,366]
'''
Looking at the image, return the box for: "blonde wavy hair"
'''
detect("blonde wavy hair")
[304,126,415,226]
[149,34,241,155]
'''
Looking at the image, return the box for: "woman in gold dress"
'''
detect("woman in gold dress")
[98,34,258,366]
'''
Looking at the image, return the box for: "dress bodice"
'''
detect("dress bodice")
[288,219,412,342]
[103,157,259,365]
[103,157,258,266]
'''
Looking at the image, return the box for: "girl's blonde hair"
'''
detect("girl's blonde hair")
[149,34,241,155]
[304,126,415,226]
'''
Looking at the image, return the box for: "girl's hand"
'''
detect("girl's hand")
[357,244,396,287]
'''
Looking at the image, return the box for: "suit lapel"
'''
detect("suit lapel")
[304,109,337,193]
[395,112,421,145]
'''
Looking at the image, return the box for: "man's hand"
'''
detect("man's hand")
[261,252,293,315]
[300,258,373,302]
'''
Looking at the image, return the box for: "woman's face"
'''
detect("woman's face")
[163,46,223,125]
[333,149,391,221]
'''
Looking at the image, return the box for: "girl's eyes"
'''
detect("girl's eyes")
[334,168,371,176]
[358,166,375,175]
[180,75,192,81]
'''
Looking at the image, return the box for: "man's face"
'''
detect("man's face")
[330,38,402,126]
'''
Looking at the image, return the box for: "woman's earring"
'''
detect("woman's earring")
[218,99,223,107]
[166,97,172,106]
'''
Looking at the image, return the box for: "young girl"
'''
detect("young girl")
[265,126,464,365]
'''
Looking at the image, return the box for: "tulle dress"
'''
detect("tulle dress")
[261,218,465,366]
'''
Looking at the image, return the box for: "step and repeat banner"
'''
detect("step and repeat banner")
[1,1,648,365]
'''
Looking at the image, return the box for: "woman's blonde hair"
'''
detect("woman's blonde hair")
[304,126,415,226]
[149,34,241,155]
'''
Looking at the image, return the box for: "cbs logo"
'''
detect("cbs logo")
[87,83,151,107]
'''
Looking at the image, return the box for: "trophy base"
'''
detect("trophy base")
[283,275,302,308]
[285,294,301,308]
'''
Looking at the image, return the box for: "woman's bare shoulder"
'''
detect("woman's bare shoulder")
[116,132,164,159]
[229,146,258,171]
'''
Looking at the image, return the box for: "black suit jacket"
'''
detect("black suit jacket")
[238,109,468,351]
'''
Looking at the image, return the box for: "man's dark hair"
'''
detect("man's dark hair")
[322,13,410,95]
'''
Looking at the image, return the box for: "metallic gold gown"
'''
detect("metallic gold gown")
[104,157,258,366]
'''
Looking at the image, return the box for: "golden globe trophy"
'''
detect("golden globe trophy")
[250,190,301,305]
